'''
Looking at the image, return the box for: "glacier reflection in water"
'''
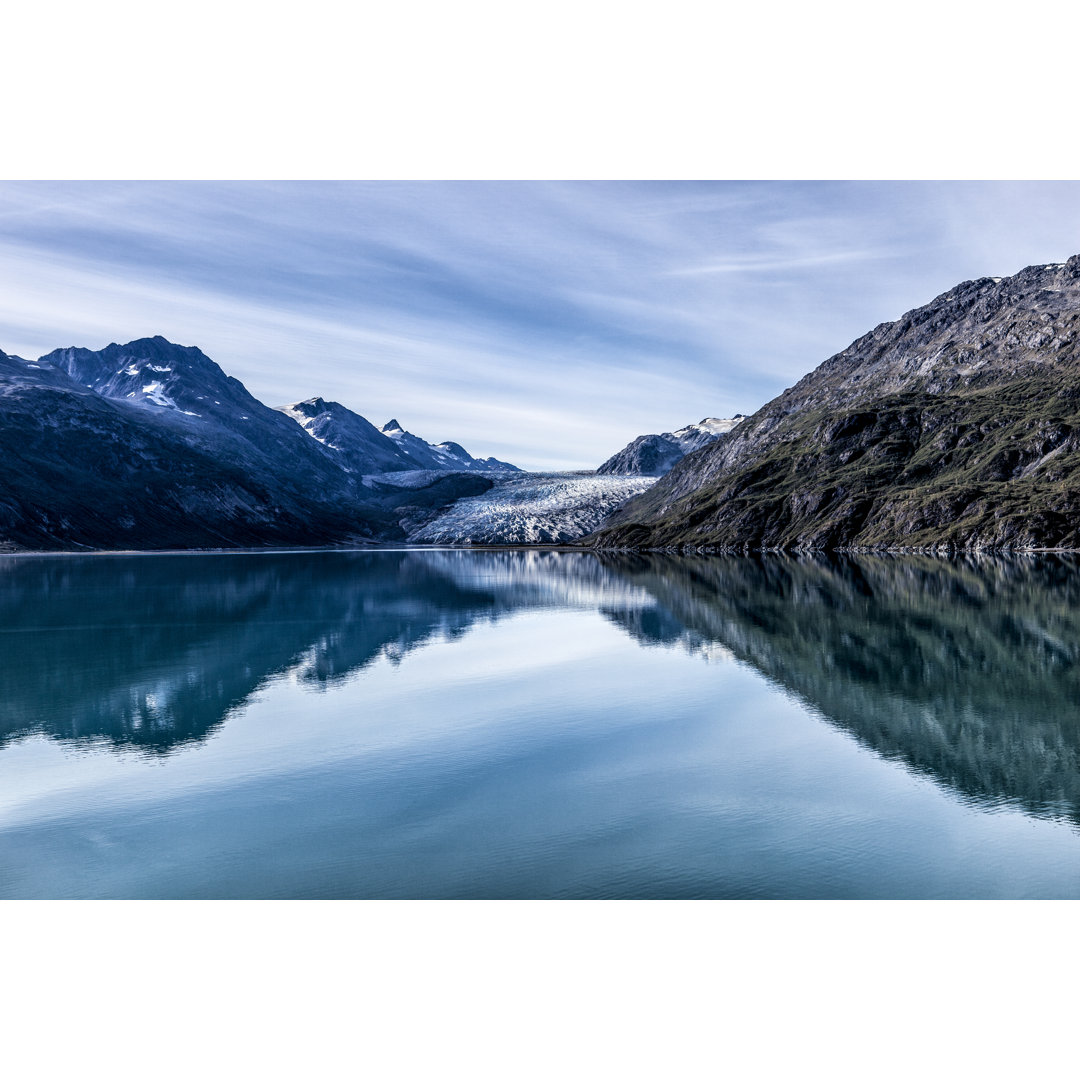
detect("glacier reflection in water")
[2,548,1080,898]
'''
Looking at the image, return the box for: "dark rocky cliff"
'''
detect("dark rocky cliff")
[590,256,1080,551]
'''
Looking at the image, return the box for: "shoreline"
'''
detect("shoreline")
[0,542,596,559]
[5,541,1080,559]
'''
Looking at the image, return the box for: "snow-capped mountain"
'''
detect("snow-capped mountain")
[597,416,746,476]
[0,336,514,551]
[0,342,396,550]
[45,336,262,423]
[669,417,746,454]
[41,337,371,509]
[381,418,520,473]
[274,397,521,475]
[277,398,415,474]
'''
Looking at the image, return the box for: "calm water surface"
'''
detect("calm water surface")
[3,548,1080,898]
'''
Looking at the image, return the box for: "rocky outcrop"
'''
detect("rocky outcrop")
[590,256,1080,551]
[597,416,744,476]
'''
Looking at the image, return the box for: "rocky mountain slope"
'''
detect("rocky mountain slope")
[380,418,519,473]
[597,416,744,475]
[591,255,1080,551]
[274,398,520,475]
[46,338,369,504]
[0,337,501,550]
[276,398,416,474]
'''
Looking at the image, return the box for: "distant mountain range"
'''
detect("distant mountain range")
[597,416,745,476]
[18,252,1080,556]
[591,255,1080,552]
[380,418,518,473]
[275,399,519,476]
[0,336,517,550]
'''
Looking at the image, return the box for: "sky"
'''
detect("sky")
[3,180,1080,470]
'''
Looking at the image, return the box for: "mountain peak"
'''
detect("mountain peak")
[41,336,257,419]
[279,405,518,474]
[598,415,746,476]
[106,336,205,358]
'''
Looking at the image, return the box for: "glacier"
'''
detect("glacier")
[408,473,656,545]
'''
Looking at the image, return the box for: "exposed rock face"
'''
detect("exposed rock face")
[591,256,1080,551]
[597,416,745,476]
[597,434,685,476]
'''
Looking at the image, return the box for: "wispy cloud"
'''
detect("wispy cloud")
[2,181,1080,468]
[666,248,896,276]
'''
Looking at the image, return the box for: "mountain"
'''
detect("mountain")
[380,418,520,473]
[0,337,500,551]
[42,337,360,499]
[0,343,397,549]
[597,416,745,475]
[590,255,1080,551]
[274,397,520,475]
[276,398,415,474]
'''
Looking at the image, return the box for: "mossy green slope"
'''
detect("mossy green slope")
[591,256,1080,551]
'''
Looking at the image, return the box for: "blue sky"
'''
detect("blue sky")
[3,180,1080,470]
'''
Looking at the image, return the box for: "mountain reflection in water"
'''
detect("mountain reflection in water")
[598,551,1080,827]
[3,548,1080,829]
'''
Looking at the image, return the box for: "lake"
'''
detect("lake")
[2,547,1080,898]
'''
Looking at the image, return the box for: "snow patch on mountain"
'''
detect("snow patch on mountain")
[278,402,334,447]
[670,416,744,450]
[140,381,176,409]
[597,415,746,475]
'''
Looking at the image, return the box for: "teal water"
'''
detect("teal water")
[2,548,1080,898]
